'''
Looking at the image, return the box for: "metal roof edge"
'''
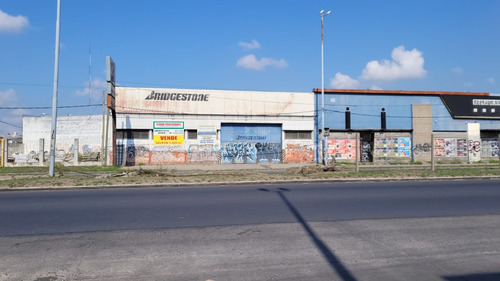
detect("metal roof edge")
[312,89,490,96]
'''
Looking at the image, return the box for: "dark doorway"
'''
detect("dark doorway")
[360,133,373,162]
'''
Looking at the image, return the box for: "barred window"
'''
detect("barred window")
[116,129,150,140]
[285,131,312,140]
[186,130,197,140]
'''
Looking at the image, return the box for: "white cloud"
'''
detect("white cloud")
[76,78,107,98]
[370,85,383,90]
[237,54,287,70]
[451,67,464,75]
[0,9,29,33]
[361,46,426,81]
[0,89,19,106]
[330,73,359,89]
[486,78,495,85]
[239,39,261,50]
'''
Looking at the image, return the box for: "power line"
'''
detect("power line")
[0,104,101,110]
[0,120,21,128]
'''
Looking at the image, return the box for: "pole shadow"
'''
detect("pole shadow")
[259,187,358,281]
[443,272,500,281]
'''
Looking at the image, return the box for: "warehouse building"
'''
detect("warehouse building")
[314,89,500,164]
[18,87,500,166]
[113,87,315,165]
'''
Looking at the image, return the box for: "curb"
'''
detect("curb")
[2,175,500,192]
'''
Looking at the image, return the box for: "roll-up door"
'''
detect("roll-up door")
[221,124,282,164]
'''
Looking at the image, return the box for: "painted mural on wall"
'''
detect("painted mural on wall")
[220,124,282,164]
[284,144,314,163]
[328,139,357,160]
[374,137,411,157]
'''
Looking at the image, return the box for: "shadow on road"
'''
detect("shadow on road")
[443,272,500,281]
[259,187,358,281]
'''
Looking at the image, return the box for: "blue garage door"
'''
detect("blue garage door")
[221,124,282,164]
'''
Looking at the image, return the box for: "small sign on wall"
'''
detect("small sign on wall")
[153,121,185,145]
[198,125,217,144]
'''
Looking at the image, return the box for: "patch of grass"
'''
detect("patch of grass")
[336,162,355,166]
[2,163,500,189]
[0,166,48,174]
[436,161,463,164]
[0,165,123,174]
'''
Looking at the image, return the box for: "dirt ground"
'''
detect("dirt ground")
[2,163,500,190]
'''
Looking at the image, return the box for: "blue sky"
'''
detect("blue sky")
[1,0,499,135]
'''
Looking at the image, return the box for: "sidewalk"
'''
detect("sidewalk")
[121,162,314,172]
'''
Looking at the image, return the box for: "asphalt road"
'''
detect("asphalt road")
[1,180,500,280]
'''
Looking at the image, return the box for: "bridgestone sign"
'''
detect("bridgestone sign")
[146,91,209,102]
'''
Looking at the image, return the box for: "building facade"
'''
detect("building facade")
[114,87,315,165]
[18,88,500,166]
[314,89,500,163]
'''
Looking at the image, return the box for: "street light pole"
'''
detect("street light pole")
[320,10,331,165]
[49,0,61,177]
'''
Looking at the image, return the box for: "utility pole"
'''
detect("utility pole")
[49,0,61,177]
[319,9,331,165]
[101,90,106,165]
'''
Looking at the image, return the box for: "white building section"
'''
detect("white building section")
[114,87,315,165]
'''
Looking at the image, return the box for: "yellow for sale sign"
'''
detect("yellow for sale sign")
[153,121,184,145]
[153,134,184,145]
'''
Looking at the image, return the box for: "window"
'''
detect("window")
[285,131,312,140]
[116,129,150,140]
[186,130,197,140]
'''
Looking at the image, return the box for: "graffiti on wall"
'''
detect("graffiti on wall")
[221,142,281,164]
[124,145,188,165]
[255,142,281,162]
[10,142,100,166]
[220,124,282,164]
[188,144,219,163]
[150,145,186,165]
[361,140,371,162]
[413,143,431,155]
[126,145,150,165]
[284,144,314,163]
[468,140,481,158]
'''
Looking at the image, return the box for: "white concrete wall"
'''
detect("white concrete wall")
[23,115,107,163]
[115,87,314,116]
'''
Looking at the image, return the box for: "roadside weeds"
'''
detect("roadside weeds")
[2,163,500,190]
